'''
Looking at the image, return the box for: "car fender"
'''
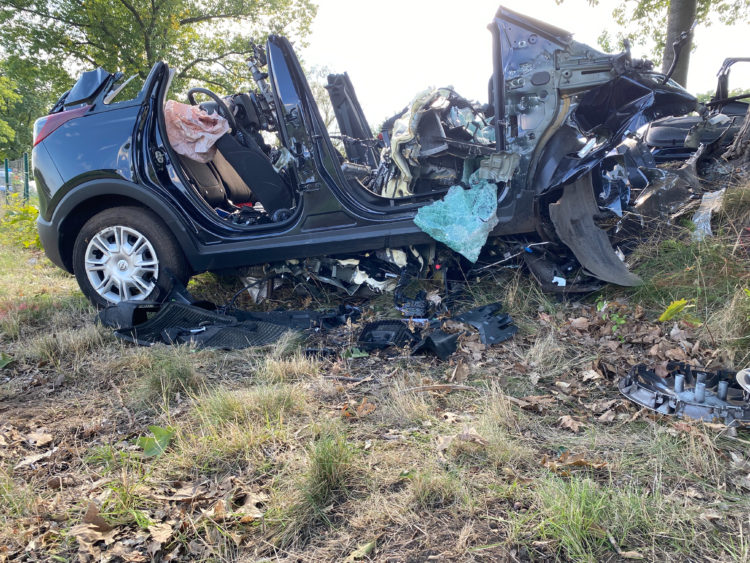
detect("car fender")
[44,178,199,273]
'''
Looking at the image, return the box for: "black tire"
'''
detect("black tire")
[72,206,189,308]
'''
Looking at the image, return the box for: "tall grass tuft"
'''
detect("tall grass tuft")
[276,429,355,547]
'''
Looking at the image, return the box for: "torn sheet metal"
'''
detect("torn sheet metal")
[691,188,725,241]
[376,248,408,268]
[633,167,699,220]
[414,182,499,263]
[469,152,520,186]
[241,274,285,304]
[275,257,399,297]
[619,362,750,426]
[597,164,630,217]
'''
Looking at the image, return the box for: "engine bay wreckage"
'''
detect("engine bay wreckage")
[232,5,702,294]
[278,8,689,288]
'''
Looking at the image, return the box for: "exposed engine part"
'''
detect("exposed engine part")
[619,362,750,426]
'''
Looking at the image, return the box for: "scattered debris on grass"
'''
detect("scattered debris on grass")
[1,170,749,561]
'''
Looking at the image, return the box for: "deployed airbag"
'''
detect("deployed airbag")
[164,100,230,163]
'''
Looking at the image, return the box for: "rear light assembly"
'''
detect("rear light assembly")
[33,105,90,146]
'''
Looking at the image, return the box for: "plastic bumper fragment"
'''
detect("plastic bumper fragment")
[455,302,518,345]
[411,330,461,361]
[357,320,421,351]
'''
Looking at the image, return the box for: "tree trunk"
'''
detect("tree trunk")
[723,105,750,163]
[661,0,697,88]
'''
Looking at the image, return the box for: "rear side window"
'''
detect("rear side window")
[104,74,143,105]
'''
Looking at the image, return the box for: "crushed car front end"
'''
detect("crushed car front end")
[337,6,699,290]
[478,7,696,287]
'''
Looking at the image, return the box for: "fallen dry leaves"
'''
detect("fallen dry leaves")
[25,429,53,448]
[557,415,585,433]
[69,503,119,560]
[541,451,607,475]
[14,447,57,470]
[607,533,645,560]
[437,426,489,455]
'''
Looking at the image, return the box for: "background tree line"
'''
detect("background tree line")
[0,0,317,160]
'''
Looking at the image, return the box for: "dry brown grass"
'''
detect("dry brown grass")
[707,287,750,365]
[260,352,319,383]
[379,375,436,426]
[2,180,750,562]
[29,323,111,367]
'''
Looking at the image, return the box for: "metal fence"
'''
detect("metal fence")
[2,153,30,203]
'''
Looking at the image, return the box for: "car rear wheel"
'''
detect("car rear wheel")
[72,206,189,307]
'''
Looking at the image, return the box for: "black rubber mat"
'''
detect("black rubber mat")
[183,321,290,349]
[115,302,236,346]
[115,302,293,349]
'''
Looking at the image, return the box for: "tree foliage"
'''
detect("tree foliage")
[0,73,20,158]
[0,0,317,158]
[0,57,69,159]
[0,0,317,93]
[595,0,749,66]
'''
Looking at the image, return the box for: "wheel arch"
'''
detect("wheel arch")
[52,179,198,274]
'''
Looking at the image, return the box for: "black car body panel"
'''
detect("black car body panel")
[33,5,698,303]
[643,57,749,162]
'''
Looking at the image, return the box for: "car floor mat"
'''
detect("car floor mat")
[114,302,237,346]
[233,305,360,331]
[162,321,291,350]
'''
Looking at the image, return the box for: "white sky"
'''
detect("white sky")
[300,0,750,126]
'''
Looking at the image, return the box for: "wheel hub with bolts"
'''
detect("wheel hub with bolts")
[83,225,159,303]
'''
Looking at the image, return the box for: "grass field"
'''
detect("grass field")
[1,180,749,561]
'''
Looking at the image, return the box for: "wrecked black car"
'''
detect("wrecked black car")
[33,6,696,307]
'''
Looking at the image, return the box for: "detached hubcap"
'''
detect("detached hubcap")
[84,225,159,303]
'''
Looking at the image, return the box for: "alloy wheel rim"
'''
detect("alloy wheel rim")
[84,225,159,303]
